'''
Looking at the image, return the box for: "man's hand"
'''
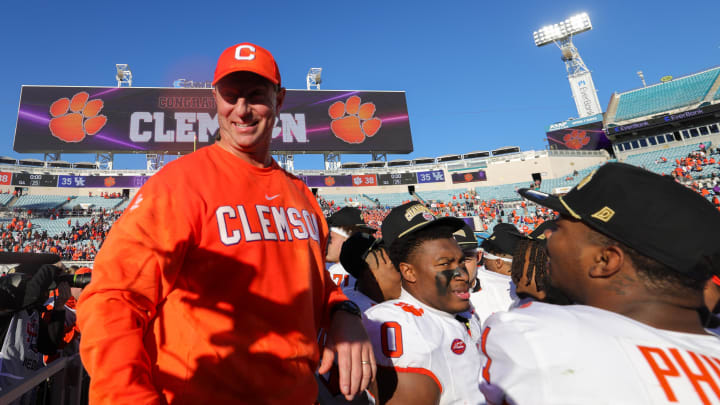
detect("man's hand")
[318,310,376,401]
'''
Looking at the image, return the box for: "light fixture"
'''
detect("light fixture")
[533,12,592,47]
[306,68,322,90]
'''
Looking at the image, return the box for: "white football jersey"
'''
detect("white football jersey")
[470,267,517,325]
[363,289,486,404]
[480,301,720,405]
[327,262,356,289]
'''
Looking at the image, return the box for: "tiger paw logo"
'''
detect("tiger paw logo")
[563,130,590,150]
[104,177,116,187]
[464,174,473,182]
[324,176,336,186]
[328,96,382,144]
[49,92,107,143]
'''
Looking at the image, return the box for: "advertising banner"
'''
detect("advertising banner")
[302,175,353,188]
[12,173,58,187]
[351,174,377,187]
[58,175,149,188]
[605,103,720,136]
[0,172,11,186]
[568,72,602,118]
[416,170,446,184]
[377,173,417,186]
[451,171,487,184]
[546,113,603,132]
[546,119,610,151]
[15,86,412,154]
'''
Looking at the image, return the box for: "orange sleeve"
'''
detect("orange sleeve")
[299,182,348,327]
[77,176,194,405]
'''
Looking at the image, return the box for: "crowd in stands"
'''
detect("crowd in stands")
[1,142,720,263]
[0,209,122,260]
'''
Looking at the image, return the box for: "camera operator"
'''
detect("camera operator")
[0,253,70,404]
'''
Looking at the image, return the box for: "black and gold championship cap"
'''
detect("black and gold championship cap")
[480,223,525,255]
[327,207,375,233]
[453,223,479,250]
[518,162,720,276]
[381,202,465,249]
[528,220,556,243]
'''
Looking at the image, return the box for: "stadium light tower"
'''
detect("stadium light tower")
[533,13,602,118]
[307,68,322,90]
[116,64,132,87]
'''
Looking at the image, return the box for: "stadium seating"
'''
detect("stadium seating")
[622,142,707,175]
[363,192,413,207]
[473,182,529,202]
[0,194,13,207]
[614,68,720,121]
[29,217,94,237]
[62,196,124,210]
[13,195,73,210]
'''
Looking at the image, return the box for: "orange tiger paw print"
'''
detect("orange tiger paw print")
[49,92,107,143]
[328,96,382,144]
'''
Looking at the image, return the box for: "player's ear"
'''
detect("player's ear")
[398,262,416,283]
[275,86,286,112]
[589,245,623,278]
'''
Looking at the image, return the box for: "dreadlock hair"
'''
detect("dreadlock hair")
[388,225,455,271]
[511,239,549,292]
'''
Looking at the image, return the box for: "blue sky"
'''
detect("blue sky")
[1,0,719,170]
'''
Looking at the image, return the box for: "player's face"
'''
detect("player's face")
[545,217,596,304]
[407,238,470,314]
[462,248,479,281]
[213,72,285,166]
[326,229,349,263]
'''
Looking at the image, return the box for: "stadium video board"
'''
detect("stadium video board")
[377,173,417,186]
[545,114,610,151]
[11,173,57,187]
[451,171,487,184]
[14,86,413,154]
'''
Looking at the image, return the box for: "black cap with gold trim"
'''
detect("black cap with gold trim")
[453,224,478,250]
[327,207,375,233]
[528,220,556,243]
[518,162,720,276]
[479,223,525,255]
[382,201,465,249]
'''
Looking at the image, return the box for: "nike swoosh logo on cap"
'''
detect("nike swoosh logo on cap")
[265,194,280,200]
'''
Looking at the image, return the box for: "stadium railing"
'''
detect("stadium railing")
[0,354,86,405]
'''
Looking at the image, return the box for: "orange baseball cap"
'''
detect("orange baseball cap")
[212,43,281,86]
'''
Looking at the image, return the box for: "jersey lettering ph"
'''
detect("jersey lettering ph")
[470,267,517,325]
[480,302,720,405]
[364,289,485,404]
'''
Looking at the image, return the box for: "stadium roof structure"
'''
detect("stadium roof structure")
[412,157,435,165]
[463,151,491,159]
[437,154,462,162]
[607,66,720,124]
[387,159,411,167]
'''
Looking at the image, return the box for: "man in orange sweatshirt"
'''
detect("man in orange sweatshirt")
[78,43,375,404]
